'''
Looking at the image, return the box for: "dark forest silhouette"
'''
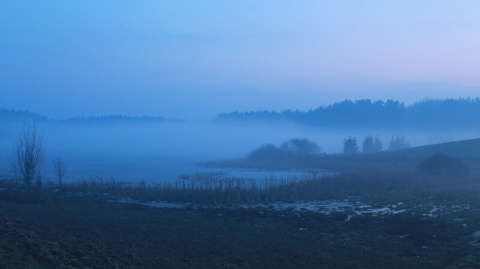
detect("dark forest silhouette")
[215,98,480,130]
[0,109,167,125]
[2,98,480,130]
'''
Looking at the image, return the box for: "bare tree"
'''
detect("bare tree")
[14,125,44,187]
[10,158,19,184]
[54,158,66,186]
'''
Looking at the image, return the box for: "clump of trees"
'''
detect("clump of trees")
[415,153,468,176]
[362,135,383,154]
[280,138,321,157]
[246,144,290,162]
[343,137,359,155]
[388,136,410,151]
[246,138,321,162]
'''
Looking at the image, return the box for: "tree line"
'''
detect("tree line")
[343,135,409,155]
[246,135,410,162]
[0,109,167,125]
[215,98,480,130]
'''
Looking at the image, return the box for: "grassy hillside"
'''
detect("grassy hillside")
[377,138,480,161]
[209,137,480,174]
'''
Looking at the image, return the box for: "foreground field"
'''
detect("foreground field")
[1,167,480,268]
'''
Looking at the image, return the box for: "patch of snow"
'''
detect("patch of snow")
[114,198,190,209]
[417,203,471,218]
[255,200,357,214]
[429,207,440,214]
[113,197,413,217]
[364,207,407,215]
[473,231,480,238]
[470,230,480,246]
[345,215,354,222]
[112,197,472,219]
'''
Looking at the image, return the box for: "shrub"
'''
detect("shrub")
[415,153,468,176]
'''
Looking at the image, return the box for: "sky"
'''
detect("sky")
[1,1,480,120]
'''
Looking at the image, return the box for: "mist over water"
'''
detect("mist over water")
[1,118,478,182]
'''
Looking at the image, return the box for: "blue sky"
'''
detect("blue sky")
[1,1,479,120]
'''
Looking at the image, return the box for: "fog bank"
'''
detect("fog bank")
[1,119,478,181]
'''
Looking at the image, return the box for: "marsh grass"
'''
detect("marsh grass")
[2,166,478,206]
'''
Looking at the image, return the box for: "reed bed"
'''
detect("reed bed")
[1,166,479,206]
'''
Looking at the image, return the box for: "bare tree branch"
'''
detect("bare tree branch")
[54,157,66,186]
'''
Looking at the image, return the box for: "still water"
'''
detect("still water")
[35,154,311,184]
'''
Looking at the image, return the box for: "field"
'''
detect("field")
[2,139,480,268]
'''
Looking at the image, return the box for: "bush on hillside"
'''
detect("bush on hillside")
[415,153,468,176]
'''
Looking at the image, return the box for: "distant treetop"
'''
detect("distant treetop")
[0,109,48,122]
[61,115,167,125]
[0,109,170,125]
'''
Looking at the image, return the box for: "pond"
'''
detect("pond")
[26,154,319,185]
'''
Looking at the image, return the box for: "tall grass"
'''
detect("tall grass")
[1,167,479,206]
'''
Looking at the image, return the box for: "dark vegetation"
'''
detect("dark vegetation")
[343,137,359,155]
[244,135,410,169]
[246,138,320,164]
[362,135,383,154]
[220,134,410,172]
[416,153,469,176]
[215,98,480,130]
